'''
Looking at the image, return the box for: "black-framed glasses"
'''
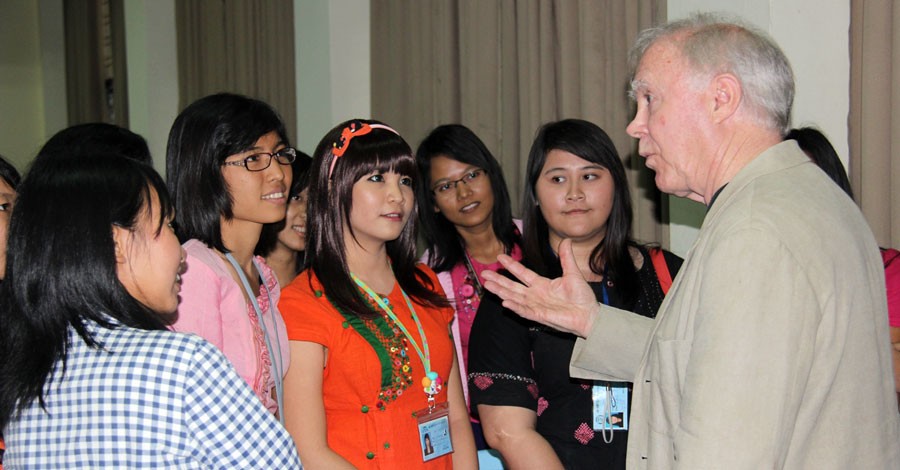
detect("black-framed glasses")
[222,147,298,172]
[431,168,487,196]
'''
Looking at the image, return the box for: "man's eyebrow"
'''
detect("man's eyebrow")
[628,79,648,100]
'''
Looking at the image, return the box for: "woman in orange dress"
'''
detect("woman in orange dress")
[279,119,477,469]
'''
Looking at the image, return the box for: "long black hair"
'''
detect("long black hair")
[37,122,152,165]
[0,154,173,430]
[166,92,290,250]
[415,124,521,272]
[786,127,854,199]
[523,119,641,303]
[305,119,447,317]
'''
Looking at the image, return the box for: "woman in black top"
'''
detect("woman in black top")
[467,119,682,469]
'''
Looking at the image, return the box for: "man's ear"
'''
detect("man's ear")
[711,73,742,123]
[111,225,131,264]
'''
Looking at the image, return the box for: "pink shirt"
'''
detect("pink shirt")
[448,244,523,370]
[883,248,900,327]
[171,239,291,415]
[422,219,524,409]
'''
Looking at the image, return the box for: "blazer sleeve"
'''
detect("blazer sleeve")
[569,305,654,382]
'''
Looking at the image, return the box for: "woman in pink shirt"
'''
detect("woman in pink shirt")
[414,124,524,449]
[789,127,900,408]
[166,93,294,418]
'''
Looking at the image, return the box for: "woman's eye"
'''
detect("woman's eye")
[0,202,9,212]
[583,173,599,181]
[245,154,262,163]
[436,183,451,193]
[550,176,565,184]
[367,174,384,182]
[400,177,413,186]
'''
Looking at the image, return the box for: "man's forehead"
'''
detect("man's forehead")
[633,40,685,87]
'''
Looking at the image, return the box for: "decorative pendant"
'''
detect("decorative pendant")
[421,370,443,397]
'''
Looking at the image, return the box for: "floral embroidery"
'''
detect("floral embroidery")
[468,372,537,392]
[329,291,414,409]
[574,423,595,445]
[537,397,548,416]
[246,258,280,410]
[472,375,494,390]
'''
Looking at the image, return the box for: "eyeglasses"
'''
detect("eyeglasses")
[431,169,486,196]
[222,147,297,172]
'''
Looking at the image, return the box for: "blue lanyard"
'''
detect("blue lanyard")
[600,266,610,305]
[225,253,285,424]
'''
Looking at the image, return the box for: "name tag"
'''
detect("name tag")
[416,401,453,461]
[592,383,629,430]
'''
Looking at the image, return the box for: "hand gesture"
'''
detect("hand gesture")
[481,239,599,338]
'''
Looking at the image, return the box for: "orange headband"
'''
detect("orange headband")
[329,122,399,178]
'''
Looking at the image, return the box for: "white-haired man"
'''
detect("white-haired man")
[483,14,900,469]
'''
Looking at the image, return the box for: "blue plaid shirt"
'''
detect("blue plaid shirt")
[3,317,302,469]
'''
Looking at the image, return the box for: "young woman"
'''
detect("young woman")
[0,154,299,467]
[0,155,19,468]
[0,154,19,282]
[787,126,900,408]
[467,119,682,469]
[280,119,477,469]
[256,150,312,287]
[415,124,523,447]
[166,93,294,418]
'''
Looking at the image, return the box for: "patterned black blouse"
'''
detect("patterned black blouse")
[467,246,682,469]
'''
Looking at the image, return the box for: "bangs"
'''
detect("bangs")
[340,130,417,186]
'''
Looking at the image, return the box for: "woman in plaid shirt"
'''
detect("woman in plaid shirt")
[0,152,301,468]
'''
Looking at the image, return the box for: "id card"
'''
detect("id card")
[415,401,453,461]
[592,383,629,430]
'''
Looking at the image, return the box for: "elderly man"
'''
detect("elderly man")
[482,13,900,469]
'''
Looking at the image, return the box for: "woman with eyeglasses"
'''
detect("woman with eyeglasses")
[415,124,524,450]
[166,93,294,418]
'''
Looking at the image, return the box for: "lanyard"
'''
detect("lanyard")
[350,273,443,408]
[350,273,433,375]
[225,253,285,424]
[461,249,484,298]
[600,267,610,305]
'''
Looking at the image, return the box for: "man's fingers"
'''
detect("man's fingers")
[496,254,539,287]
[482,271,522,299]
[557,239,584,280]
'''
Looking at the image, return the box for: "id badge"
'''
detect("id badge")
[415,401,453,461]
[592,383,629,430]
